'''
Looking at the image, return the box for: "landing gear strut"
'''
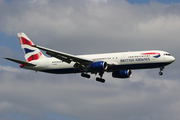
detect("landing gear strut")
[96,72,105,83]
[159,67,164,75]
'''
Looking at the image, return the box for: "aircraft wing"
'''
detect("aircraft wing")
[32,45,93,64]
[4,58,36,66]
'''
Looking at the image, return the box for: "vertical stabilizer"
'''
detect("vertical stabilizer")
[17,33,46,62]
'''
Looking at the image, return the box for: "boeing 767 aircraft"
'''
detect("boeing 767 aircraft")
[5,33,175,83]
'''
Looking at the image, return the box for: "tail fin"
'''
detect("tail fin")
[17,33,46,62]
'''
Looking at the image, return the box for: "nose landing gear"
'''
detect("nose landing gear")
[159,67,164,75]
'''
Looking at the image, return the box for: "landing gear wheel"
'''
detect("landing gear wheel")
[159,72,163,75]
[81,73,90,78]
[96,77,105,83]
[95,72,105,83]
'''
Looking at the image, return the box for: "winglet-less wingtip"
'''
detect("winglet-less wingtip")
[31,45,37,47]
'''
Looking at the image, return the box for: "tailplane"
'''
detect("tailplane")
[17,33,46,62]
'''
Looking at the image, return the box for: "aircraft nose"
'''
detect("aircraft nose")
[169,56,175,63]
[164,56,175,63]
[171,56,175,62]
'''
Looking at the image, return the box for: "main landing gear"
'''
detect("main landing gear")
[81,72,105,83]
[96,78,105,83]
[159,66,164,75]
[96,72,105,83]
[81,73,90,78]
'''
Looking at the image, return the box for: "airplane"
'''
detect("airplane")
[5,33,175,83]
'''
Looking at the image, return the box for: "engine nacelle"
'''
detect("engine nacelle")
[112,70,132,78]
[90,61,107,71]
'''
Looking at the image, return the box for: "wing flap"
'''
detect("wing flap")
[5,58,36,66]
[46,51,72,64]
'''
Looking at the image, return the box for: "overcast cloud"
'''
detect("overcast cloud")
[1,0,180,120]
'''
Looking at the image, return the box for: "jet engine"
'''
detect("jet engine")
[90,61,107,71]
[112,70,132,78]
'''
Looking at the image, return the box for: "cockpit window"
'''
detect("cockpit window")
[164,53,171,56]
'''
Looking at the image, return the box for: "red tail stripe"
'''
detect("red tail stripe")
[18,37,33,46]
[26,52,42,62]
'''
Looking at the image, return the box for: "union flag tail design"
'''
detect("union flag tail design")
[17,33,46,62]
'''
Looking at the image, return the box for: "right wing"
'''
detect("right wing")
[5,58,36,66]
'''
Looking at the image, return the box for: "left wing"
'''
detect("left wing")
[32,45,93,65]
[32,45,116,71]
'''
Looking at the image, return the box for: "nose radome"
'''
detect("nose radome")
[168,56,175,63]
[171,56,175,62]
[165,56,175,63]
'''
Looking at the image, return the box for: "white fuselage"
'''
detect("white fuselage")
[24,50,175,74]
[5,33,175,82]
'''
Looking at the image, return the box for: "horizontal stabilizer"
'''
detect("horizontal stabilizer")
[4,58,36,66]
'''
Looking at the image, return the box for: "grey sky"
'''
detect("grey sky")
[0,0,180,120]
